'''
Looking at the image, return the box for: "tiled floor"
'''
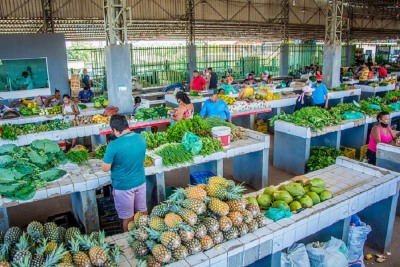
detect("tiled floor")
[8,135,400,266]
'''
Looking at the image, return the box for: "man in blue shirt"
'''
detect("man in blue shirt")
[199,93,231,122]
[78,88,94,103]
[311,80,329,109]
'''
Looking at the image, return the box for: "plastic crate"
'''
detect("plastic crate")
[190,171,215,185]
[340,146,356,159]
[47,211,84,232]
[360,144,369,160]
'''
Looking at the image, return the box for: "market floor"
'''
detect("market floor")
[8,135,400,266]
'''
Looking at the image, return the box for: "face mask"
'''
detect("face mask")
[380,122,388,128]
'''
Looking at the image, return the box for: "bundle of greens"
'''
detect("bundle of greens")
[154,144,194,167]
[329,103,360,115]
[270,106,343,131]
[1,119,71,140]
[204,116,235,129]
[134,106,168,121]
[383,91,400,103]
[0,140,67,200]
[66,148,90,164]
[199,137,223,156]
[141,131,169,150]
[306,146,341,172]
[166,115,211,142]
[95,145,107,159]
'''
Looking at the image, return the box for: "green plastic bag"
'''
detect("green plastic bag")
[369,104,381,111]
[265,205,292,222]
[221,84,237,95]
[182,132,203,155]
[342,111,364,120]
[388,102,400,111]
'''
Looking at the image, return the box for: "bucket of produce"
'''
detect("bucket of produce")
[211,126,231,147]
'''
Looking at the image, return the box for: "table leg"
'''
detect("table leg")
[146,173,166,210]
[0,208,9,232]
[71,190,100,233]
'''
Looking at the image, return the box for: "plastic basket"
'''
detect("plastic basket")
[340,146,356,159]
[190,171,215,185]
[360,144,369,160]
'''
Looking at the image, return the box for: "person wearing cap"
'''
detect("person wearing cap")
[190,70,207,91]
[199,93,231,122]
[295,86,315,111]
[311,79,329,109]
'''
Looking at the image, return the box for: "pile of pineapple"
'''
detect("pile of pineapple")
[0,222,120,267]
[128,176,268,266]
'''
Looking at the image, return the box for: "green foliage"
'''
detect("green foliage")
[1,120,71,140]
[198,137,223,156]
[306,146,341,172]
[36,169,67,182]
[66,149,90,164]
[155,144,194,167]
[95,145,107,159]
[141,132,169,150]
[166,115,211,143]
[204,116,235,129]
[134,106,168,121]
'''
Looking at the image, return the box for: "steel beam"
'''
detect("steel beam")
[39,0,54,33]
[103,0,128,45]
[325,0,344,45]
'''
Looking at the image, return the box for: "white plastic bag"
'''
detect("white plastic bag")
[306,237,349,267]
[347,223,371,267]
[281,243,311,267]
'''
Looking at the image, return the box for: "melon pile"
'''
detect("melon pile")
[127,177,268,266]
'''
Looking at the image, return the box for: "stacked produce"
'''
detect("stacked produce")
[254,178,333,212]
[92,96,109,108]
[71,115,95,127]
[19,106,40,116]
[127,177,267,266]
[306,146,342,172]
[45,106,63,115]
[92,114,110,124]
[0,140,67,200]
[270,107,343,131]
[328,84,356,91]
[383,91,400,103]
[1,119,71,140]
[66,146,90,164]
[134,106,168,121]
[0,224,120,266]
[218,94,236,105]
[359,96,393,115]
[188,91,201,97]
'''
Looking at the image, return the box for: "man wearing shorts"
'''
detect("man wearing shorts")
[102,114,147,231]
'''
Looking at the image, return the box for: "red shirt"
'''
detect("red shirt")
[191,76,206,91]
[379,67,387,78]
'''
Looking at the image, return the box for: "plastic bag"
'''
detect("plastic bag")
[306,236,349,267]
[182,132,203,155]
[221,84,237,95]
[265,205,292,222]
[369,104,381,111]
[348,216,371,267]
[342,111,364,120]
[388,102,400,111]
[281,243,311,267]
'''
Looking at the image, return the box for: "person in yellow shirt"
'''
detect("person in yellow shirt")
[238,84,254,99]
[358,63,370,84]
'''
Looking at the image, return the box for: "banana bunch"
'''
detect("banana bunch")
[92,114,110,124]
[218,94,236,105]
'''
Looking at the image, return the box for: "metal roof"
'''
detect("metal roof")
[0,0,399,41]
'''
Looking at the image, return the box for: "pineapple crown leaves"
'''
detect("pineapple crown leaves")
[34,238,48,257]
[16,233,30,252]
[76,234,94,251]
[145,240,157,250]
[12,254,30,267]
[0,242,11,258]
[164,188,185,204]
[43,243,68,267]
[144,227,161,242]
[136,257,147,267]
[107,246,122,264]
[68,238,81,255]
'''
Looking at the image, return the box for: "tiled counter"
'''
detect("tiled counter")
[109,157,400,267]
[357,84,395,99]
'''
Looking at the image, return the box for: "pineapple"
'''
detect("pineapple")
[183,186,207,201]
[135,215,149,228]
[127,221,136,232]
[4,227,22,245]
[30,239,47,267]
[148,216,167,231]
[43,222,59,242]
[0,246,10,267]
[104,246,121,267]
[237,224,249,237]
[209,231,224,245]
[89,231,100,243]
[208,176,234,187]
[246,203,260,217]
[69,238,91,267]
[247,220,259,232]
[62,251,73,264]
[131,227,149,241]
[146,240,171,264]
[178,229,195,243]
[218,216,233,232]
[177,208,198,226]
[57,227,67,244]
[164,213,183,229]
[196,184,207,190]
[172,245,188,260]
[181,199,206,215]
[199,235,214,251]
[64,227,81,243]
[223,226,238,240]
[227,211,243,227]
[26,221,44,243]
[77,232,108,266]
[151,204,170,218]
[130,240,149,257]
[42,244,68,267]
[205,184,228,200]
[207,197,229,216]
[241,210,254,224]
[255,214,267,227]
[45,241,58,255]
[203,217,219,234]
[183,238,202,255]
[146,228,181,250]
[13,254,30,267]
[146,254,162,267]
[227,200,246,212]
[194,224,207,239]
[12,233,32,265]
[56,264,74,267]
[0,231,4,244]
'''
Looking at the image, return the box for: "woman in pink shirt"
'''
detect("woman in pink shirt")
[367,112,398,165]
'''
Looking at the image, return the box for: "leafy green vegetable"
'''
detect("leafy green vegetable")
[167,115,211,143]
[0,155,14,168]
[155,144,194,167]
[199,137,223,156]
[95,145,107,159]
[141,132,169,150]
[0,144,18,155]
[36,169,67,182]
[66,149,90,164]
[1,125,18,140]
[31,139,60,154]
[205,116,235,129]
[306,146,341,171]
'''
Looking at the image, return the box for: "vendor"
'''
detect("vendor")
[199,93,231,122]
[173,91,194,122]
[62,94,80,148]
[295,86,315,111]
[246,72,255,83]
[378,64,387,81]
[20,71,34,90]
[81,69,91,90]
[238,84,254,100]
[218,88,225,95]
[367,112,398,165]
[266,75,273,84]
[44,89,61,107]
[78,87,94,103]
[133,96,144,114]
[396,77,400,91]
[311,80,328,109]
[260,72,268,82]
[190,70,207,91]
[226,72,233,85]
[358,63,370,84]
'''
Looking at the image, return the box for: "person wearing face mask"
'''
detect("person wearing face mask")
[367,111,398,165]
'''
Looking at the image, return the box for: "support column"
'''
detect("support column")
[323,44,342,88]
[280,44,289,76]
[186,0,196,83]
[345,44,353,66]
[187,45,197,82]
[105,45,133,114]
[0,208,9,232]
